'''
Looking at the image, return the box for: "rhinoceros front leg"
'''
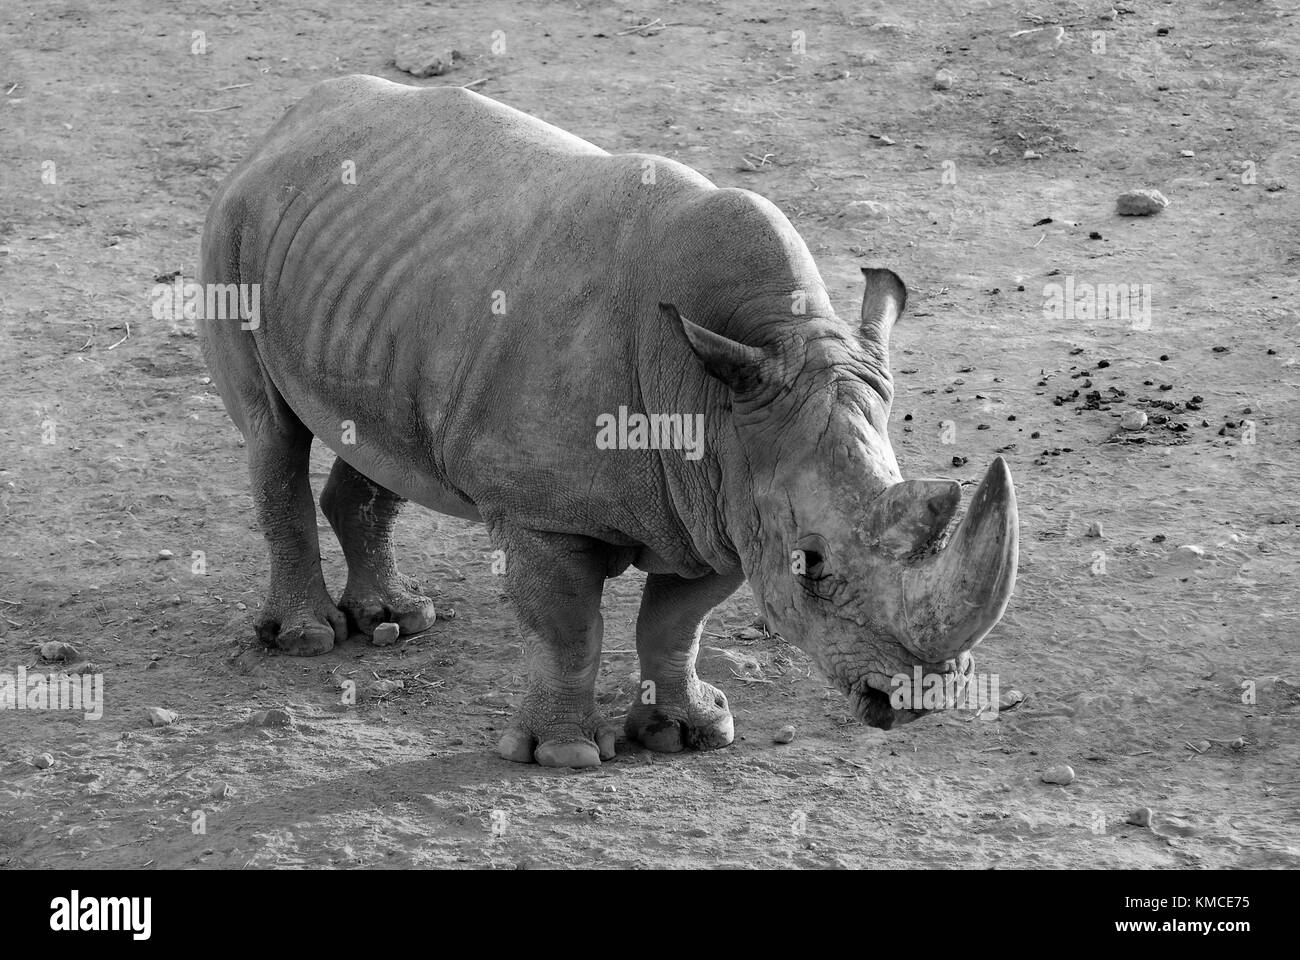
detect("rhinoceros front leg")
[319,458,437,638]
[625,572,745,752]
[492,524,617,768]
[246,423,348,656]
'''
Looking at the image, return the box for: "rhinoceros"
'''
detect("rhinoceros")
[199,75,1018,767]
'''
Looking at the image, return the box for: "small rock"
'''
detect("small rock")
[998,689,1025,711]
[1023,150,1042,160]
[1118,408,1149,429]
[1176,544,1205,561]
[210,781,236,800]
[1116,189,1170,216]
[39,641,79,662]
[145,707,178,727]
[32,753,55,769]
[393,37,450,78]
[736,625,765,641]
[845,199,889,219]
[157,549,174,560]
[1040,764,1075,785]
[774,724,796,744]
[1086,521,1104,538]
[1180,149,1195,158]
[933,69,956,90]
[371,622,402,647]
[364,678,404,699]
[251,707,293,728]
[1126,806,1152,827]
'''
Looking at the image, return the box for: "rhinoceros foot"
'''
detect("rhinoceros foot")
[339,572,437,639]
[497,701,618,769]
[625,678,734,753]
[255,588,347,656]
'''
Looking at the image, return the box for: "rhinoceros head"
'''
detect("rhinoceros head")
[666,267,1018,729]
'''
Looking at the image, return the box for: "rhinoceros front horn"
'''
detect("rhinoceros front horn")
[898,457,1018,662]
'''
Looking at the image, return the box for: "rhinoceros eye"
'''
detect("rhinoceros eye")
[793,534,829,579]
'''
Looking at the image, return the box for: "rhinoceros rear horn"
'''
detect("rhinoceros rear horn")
[662,302,773,394]
[859,267,907,347]
[899,457,1018,662]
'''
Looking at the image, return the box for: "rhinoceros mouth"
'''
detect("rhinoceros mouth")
[844,655,976,729]
[846,681,923,730]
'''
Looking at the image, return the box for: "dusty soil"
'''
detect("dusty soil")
[1,0,1297,869]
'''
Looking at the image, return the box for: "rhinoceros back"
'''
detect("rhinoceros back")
[200,75,726,547]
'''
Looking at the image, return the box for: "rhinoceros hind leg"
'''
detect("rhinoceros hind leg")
[491,525,616,768]
[625,572,745,752]
[320,458,437,639]
[246,422,347,656]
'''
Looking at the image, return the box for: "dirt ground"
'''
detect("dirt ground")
[1,0,1297,869]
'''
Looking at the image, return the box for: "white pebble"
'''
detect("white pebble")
[1126,806,1152,827]
[1120,410,1148,430]
[32,753,55,769]
[371,622,401,646]
[39,641,79,662]
[1116,189,1170,216]
[774,724,796,744]
[1086,521,1104,538]
[145,707,178,727]
[157,549,174,560]
[1176,544,1205,560]
[1040,764,1076,785]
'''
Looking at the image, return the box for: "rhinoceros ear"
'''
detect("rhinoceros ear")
[661,302,771,394]
[859,267,907,346]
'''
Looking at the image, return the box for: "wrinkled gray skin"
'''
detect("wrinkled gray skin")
[199,75,1018,768]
